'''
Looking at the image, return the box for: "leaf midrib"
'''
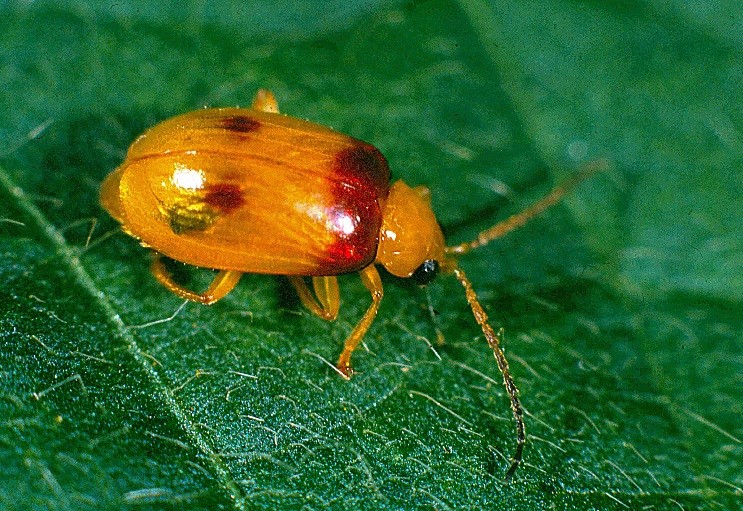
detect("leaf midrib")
[0,166,248,509]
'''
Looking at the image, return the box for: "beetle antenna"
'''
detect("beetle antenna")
[446,161,605,255]
[450,263,524,481]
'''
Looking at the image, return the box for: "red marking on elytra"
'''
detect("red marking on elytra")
[318,142,391,273]
[204,183,245,213]
[333,143,390,198]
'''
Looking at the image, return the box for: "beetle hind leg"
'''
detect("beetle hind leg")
[151,253,242,305]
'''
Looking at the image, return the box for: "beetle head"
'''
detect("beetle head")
[376,180,446,280]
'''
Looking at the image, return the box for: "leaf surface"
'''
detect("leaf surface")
[1,1,740,509]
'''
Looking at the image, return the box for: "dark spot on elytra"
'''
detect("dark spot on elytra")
[221,115,261,133]
[333,143,391,198]
[169,210,214,234]
[204,183,245,213]
[166,201,217,234]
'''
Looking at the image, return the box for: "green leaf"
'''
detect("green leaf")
[1,1,740,509]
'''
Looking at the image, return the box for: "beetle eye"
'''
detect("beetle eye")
[410,259,439,286]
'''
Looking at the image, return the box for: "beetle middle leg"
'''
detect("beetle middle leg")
[290,272,381,378]
[289,276,340,321]
[150,253,242,305]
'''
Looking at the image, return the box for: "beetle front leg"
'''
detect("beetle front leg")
[150,253,242,305]
[335,265,384,379]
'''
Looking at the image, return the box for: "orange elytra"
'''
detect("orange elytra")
[100,89,597,480]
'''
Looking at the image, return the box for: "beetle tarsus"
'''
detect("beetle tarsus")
[336,363,354,380]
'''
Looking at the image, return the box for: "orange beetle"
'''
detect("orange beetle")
[100,89,596,480]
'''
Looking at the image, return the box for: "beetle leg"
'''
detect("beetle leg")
[151,253,242,305]
[251,89,280,113]
[288,276,340,321]
[335,265,383,379]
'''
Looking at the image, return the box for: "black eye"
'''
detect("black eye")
[411,259,439,286]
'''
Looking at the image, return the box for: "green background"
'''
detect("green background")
[1,1,740,509]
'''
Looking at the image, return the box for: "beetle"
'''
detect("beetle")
[100,89,596,480]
